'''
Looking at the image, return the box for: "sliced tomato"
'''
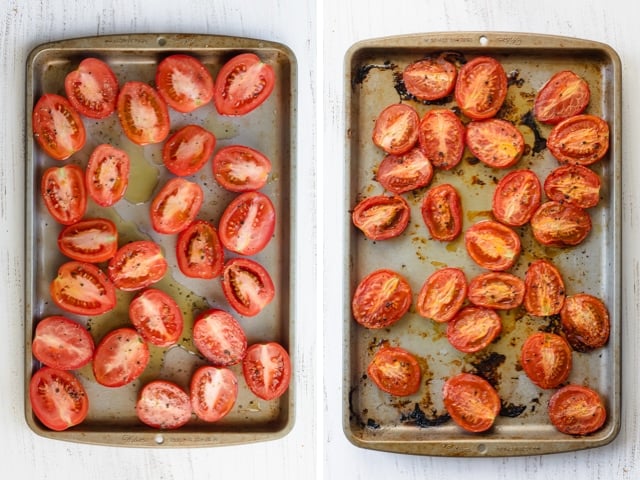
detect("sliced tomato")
[41,164,87,226]
[521,332,572,389]
[560,293,610,352]
[58,218,118,263]
[29,367,88,431]
[442,372,501,433]
[402,56,457,101]
[534,70,590,124]
[371,103,420,155]
[218,191,276,255]
[176,220,224,279]
[543,164,601,209]
[162,124,216,177]
[150,177,204,234]
[32,316,94,370]
[85,144,130,207]
[352,269,412,329]
[416,267,467,323]
[352,194,410,241]
[117,81,170,145]
[492,169,541,226]
[93,327,150,388]
[212,145,272,192]
[128,288,183,347]
[466,119,525,169]
[530,201,592,247]
[64,57,119,119]
[32,93,86,161]
[375,147,434,194]
[242,342,291,401]
[367,346,421,396]
[190,365,238,421]
[467,272,525,310]
[50,261,116,316]
[213,53,275,116]
[421,183,463,241]
[548,384,607,435]
[464,220,521,271]
[136,380,192,429]
[417,108,465,170]
[193,309,247,367]
[447,306,502,353]
[221,258,275,317]
[107,240,168,291]
[547,114,609,166]
[455,56,508,120]
[156,54,214,113]
[523,259,566,317]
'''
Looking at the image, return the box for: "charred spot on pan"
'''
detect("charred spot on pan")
[541,314,562,335]
[366,418,381,429]
[520,110,547,153]
[440,50,467,67]
[507,69,525,88]
[470,352,506,388]
[353,61,396,88]
[348,386,367,428]
[500,402,526,418]
[400,403,450,428]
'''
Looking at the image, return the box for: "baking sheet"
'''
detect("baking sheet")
[25,34,296,447]
[343,32,621,456]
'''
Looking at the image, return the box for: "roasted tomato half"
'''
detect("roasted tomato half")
[402,55,457,101]
[221,258,275,317]
[492,169,541,227]
[375,147,434,194]
[372,103,420,155]
[417,108,465,170]
[520,332,572,389]
[218,191,276,255]
[32,93,86,161]
[242,342,291,401]
[467,272,525,310]
[446,306,502,353]
[464,220,521,271]
[352,269,412,329]
[156,54,214,113]
[58,218,118,263]
[162,124,216,177]
[421,183,463,242]
[534,70,590,125]
[107,240,168,291]
[117,81,170,145]
[442,372,501,433]
[193,309,247,366]
[86,144,130,207]
[352,194,410,241]
[92,327,150,388]
[128,288,184,347]
[543,164,601,209]
[455,56,508,120]
[523,259,566,316]
[530,201,592,247]
[190,365,238,421]
[416,267,467,323]
[367,346,421,397]
[466,118,525,169]
[32,316,95,370]
[50,261,116,316]
[548,384,607,435]
[136,380,192,430]
[64,57,119,119]
[560,293,610,352]
[176,220,224,279]
[41,164,87,226]
[150,177,204,235]
[547,114,609,166]
[212,145,272,192]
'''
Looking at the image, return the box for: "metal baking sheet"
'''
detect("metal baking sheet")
[343,32,621,456]
[25,34,296,447]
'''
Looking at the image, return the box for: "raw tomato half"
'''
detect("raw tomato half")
[221,258,275,317]
[32,93,86,160]
[64,57,119,119]
[86,144,130,207]
[193,309,247,366]
[162,124,216,177]
[41,164,87,226]
[107,240,168,291]
[128,288,184,347]
[190,365,238,421]
[212,145,272,192]
[156,54,214,113]
[50,261,116,316]
[136,380,192,429]
[242,342,291,401]
[58,218,118,263]
[218,191,276,255]
[176,220,224,279]
[117,81,170,145]
[92,327,150,388]
[32,316,95,370]
[150,178,204,235]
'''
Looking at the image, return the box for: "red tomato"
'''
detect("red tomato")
[107,240,168,291]
[467,272,525,310]
[402,56,457,101]
[352,269,412,329]
[150,177,204,234]
[442,372,501,433]
[530,201,592,247]
[221,258,275,317]
[128,288,184,347]
[176,220,224,279]
[464,220,521,271]
[193,309,247,366]
[162,124,216,177]
[560,293,610,352]
[367,346,421,396]
[58,218,118,263]
[520,332,572,389]
[523,259,566,317]
[421,183,463,241]
[213,53,275,116]
[534,70,590,124]
[417,108,465,170]
[32,93,86,161]
[32,316,94,370]
[352,195,410,241]
[190,365,238,421]
[548,384,607,435]
[50,261,116,316]
[156,54,214,113]
[543,164,601,209]
[218,191,276,255]
[30,367,89,431]
[492,169,541,226]
[92,327,150,388]
[375,147,434,194]
[64,57,119,119]
[117,81,170,145]
[136,380,192,429]
[547,114,609,166]
[212,145,272,192]
[41,164,87,226]
[85,144,130,207]
[466,119,525,169]
[242,342,291,401]
[372,103,420,155]
[455,56,508,120]
[416,267,467,323]
[446,306,502,353]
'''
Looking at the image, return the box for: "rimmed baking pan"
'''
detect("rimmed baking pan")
[343,32,621,456]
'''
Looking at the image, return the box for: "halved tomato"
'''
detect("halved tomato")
[150,177,204,234]
[32,93,86,161]
[442,372,501,433]
[402,56,457,101]
[212,145,272,192]
[543,164,601,209]
[86,144,130,207]
[372,103,420,155]
[213,53,275,116]
[530,201,592,247]
[107,240,168,291]
[466,119,525,169]
[64,57,119,119]
[467,272,525,310]
[464,220,521,271]
[421,183,463,242]
[117,81,170,145]
[446,306,502,353]
[136,380,192,429]
[520,332,572,389]
[523,259,566,317]
[176,220,224,279]
[492,169,541,226]
[50,261,116,316]
[534,70,590,125]
[193,309,247,366]
[375,147,434,194]
[242,342,291,401]
[58,218,118,263]
[221,258,275,317]
[547,114,609,166]
[128,288,183,347]
[32,316,94,370]
[218,191,276,255]
[560,293,610,352]
[352,269,412,329]
[92,327,150,388]
[367,346,421,397]
[352,195,410,241]
[190,365,238,421]
[41,164,87,226]
[162,124,216,177]
[416,267,467,323]
[417,108,465,170]
[548,384,607,435]
[156,54,214,113]
[455,56,507,120]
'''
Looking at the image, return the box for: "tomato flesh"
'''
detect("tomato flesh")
[86,144,130,207]
[136,380,192,429]
[455,56,507,120]
[523,259,566,316]
[193,309,247,366]
[467,272,525,310]
[221,258,275,317]
[156,54,214,113]
[150,178,204,234]
[128,288,183,347]
[64,57,119,119]
[464,220,521,271]
[466,119,525,169]
[190,365,238,421]
[108,240,168,291]
[521,332,572,389]
[176,220,224,279]
[560,293,610,352]
[372,103,420,155]
[367,346,421,397]
[548,384,607,435]
[50,261,116,316]
[544,164,601,209]
[242,342,291,401]
[376,147,434,194]
[421,183,462,242]
[447,306,502,353]
[32,316,94,370]
[117,81,170,145]
[417,108,465,170]
[530,201,592,247]
[162,124,216,177]
[212,145,272,192]
[442,372,501,433]
[534,70,590,124]
[416,267,467,323]
[93,327,150,388]
[352,269,412,329]
[58,218,118,263]
[32,93,86,160]
[492,169,541,226]
[218,191,276,255]
[547,114,609,166]
[352,195,410,241]
[41,164,87,226]
[402,56,457,101]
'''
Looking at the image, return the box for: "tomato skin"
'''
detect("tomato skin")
[50,261,116,316]
[466,119,525,169]
[92,327,150,388]
[162,124,216,177]
[32,316,94,370]
[108,240,168,291]
[155,54,214,113]
[176,220,224,279]
[455,56,508,120]
[64,57,119,119]
[402,56,457,101]
[416,267,467,323]
[417,109,465,170]
[421,183,463,241]
[117,81,170,145]
[32,93,86,161]
[442,372,501,433]
[212,145,272,192]
[213,53,275,116]
[534,70,590,125]
[30,367,89,431]
[367,346,421,397]
[193,309,247,366]
[375,147,434,194]
[492,169,542,227]
[41,164,87,226]
[467,272,525,310]
[543,164,601,209]
[352,195,410,241]
[190,365,238,421]
[464,220,521,271]
[372,103,420,155]
[242,342,291,401]
[58,218,118,263]
[352,269,412,329]
[530,201,592,247]
[547,114,609,166]
[136,380,192,429]
[446,306,502,353]
[128,288,184,347]
[560,294,610,352]
[548,384,607,435]
[523,259,566,316]
[150,177,204,235]
[520,332,572,389]
[218,191,276,255]
[221,258,275,317]
[86,144,130,207]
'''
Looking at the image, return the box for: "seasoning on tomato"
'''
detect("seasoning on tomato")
[352,269,412,329]
[467,272,525,310]
[64,57,119,119]
[446,306,502,353]
[107,240,168,291]
[523,259,566,316]
[520,332,572,389]
[367,346,421,397]
[352,194,410,241]
[530,201,592,247]
[136,380,192,430]
[128,288,184,347]
[547,114,609,166]
[548,384,607,435]
[492,169,541,227]
[41,164,87,226]
[402,55,457,101]
[442,372,501,433]
[150,177,204,235]
[534,70,590,125]
[221,258,275,317]
[50,261,116,316]
[32,316,94,370]
[371,103,420,155]
[192,309,247,366]
[176,220,224,279]
[92,327,150,388]
[32,93,86,161]
[162,124,216,177]
[155,54,214,113]
[218,191,276,255]
[86,144,130,207]
[417,108,465,170]
[466,118,525,169]
[421,183,463,242]
[416,267,467,323]
[560,293,610,352]
[464,220,521,271]
[375,146,434,194]
[455,56,508,120]
[242,342,291,401]
[190,365,238,421]
[57,218,118,264]
[543,164,601,209]
[117,80,170,145]
[212,145,272,192]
